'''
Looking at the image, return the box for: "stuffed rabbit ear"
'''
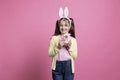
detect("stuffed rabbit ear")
[59,7,63,18]
[64,7,69,18]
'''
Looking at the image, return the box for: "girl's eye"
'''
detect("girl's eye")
[65,25,68,26]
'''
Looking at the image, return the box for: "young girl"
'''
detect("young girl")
[48,7,78,80]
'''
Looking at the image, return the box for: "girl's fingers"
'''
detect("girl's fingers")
[60,40,64,47]
[68,40,71,45]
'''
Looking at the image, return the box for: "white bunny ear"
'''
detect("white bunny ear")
[64,7,69,17]
[59,8,63,18]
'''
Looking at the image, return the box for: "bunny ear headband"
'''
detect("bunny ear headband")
[59,7,71,26]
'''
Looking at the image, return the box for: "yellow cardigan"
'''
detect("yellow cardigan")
[48,35,78,73]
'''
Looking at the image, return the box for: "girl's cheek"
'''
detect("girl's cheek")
[68,27,71,31]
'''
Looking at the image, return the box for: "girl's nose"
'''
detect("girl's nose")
[62,26,65,28]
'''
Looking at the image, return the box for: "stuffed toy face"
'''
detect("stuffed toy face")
[61,33,71,45]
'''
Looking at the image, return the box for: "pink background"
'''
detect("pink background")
[0,0,120,80]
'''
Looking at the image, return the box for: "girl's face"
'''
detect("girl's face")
[59,20,70,34]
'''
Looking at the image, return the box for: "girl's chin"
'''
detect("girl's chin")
[60,31,68,34]
[61,32,68,34]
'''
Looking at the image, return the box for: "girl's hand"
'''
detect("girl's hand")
[67,40,71,47]
[64,40,71,50]
[58,39,64,49]
[66,40,71,49]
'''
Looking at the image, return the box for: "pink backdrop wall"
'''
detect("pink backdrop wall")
[0,0,120,80]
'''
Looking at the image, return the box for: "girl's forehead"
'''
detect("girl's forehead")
[60,20,69,24]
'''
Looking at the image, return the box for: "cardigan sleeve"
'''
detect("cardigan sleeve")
[68,38,78,60]
[48,36,59,57]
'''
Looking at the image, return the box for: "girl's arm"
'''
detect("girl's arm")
[48,36,59,57]
[68,38,78,59]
